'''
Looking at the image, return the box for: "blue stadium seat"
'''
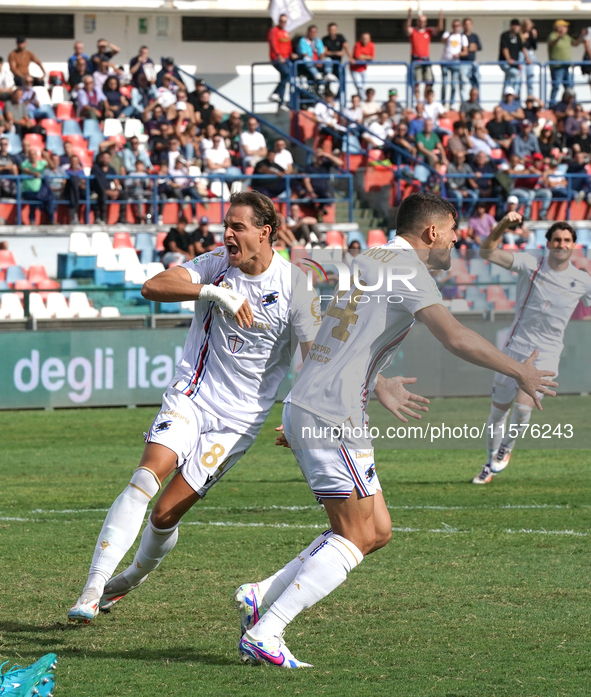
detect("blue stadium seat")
[575,229,591,248]
[0,280,10,291]
[135,232,155,264]
[62,120,83,136]
[82,120,103,138]
[46,135,65,156]
[86,133,105,154]
[388,229,397,240]
[61,278,79,298]
[346,230,367,249]
[534,229,547,247]
[6,265,26,283]
[6,133,22,155]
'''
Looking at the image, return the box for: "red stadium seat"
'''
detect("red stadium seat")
[23,133,44,149]
[367,229,387,247]
[292,111,317,142]
[113,232,134,249]
[502,243,519,250]
[14,280,35,290]
[364,166,393,192]
[49,70,67,86]
[0,250,16,268]
[438,118,454,132]
[446,110,460,123]
[63,134,87,147]
[28,265,49,283]
[36,278,61,300]
[120,85,132,99]
[56,103,75,120]
[72,148,93,168]
[325,230,344,247]
[40,119,62,135]
[155,232,168,251]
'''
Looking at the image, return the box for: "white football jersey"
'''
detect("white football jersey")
[505,252,591,357]
[173,249,321,435]
[288,236,446,426]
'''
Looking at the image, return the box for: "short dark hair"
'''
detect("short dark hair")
[229,191,279,245]
[328,22,338,29]
[178,215,189,225]
[308,24,317,31]
[546,222,576,243]
[395,192,457,236]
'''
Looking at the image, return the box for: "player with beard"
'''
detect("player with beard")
[472,215,591,484]
[235,192,557,668]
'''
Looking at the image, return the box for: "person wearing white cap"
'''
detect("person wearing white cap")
[502,195,530,246]
[498,87,525,128]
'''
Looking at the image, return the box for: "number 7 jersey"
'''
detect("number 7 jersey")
[288,237,445,426]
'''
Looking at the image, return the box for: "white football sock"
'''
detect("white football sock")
[83,467,160,597]
[486,404,511,463]
[500,403,532,452]
[257,529,333,609]
[248,534,363,641]
[121,516,179,585]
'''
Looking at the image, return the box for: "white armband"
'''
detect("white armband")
[199,284,247,315]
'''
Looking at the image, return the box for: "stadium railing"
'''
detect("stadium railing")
[543,60,591,106]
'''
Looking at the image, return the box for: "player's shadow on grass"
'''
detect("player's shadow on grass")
[0,622,236,666]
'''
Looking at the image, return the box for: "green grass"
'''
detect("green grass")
[1,401,590,697]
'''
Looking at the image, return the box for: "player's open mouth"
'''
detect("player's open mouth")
[227,243,239,256]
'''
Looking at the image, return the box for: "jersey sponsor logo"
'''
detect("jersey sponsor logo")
[154,420,172,433]
[211,249,225,257]
[262,290,279,307]
[160,409,190,425]
[227,334,245,354]
[311,296,321,325]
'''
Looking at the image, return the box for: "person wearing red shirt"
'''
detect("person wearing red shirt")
[268,13,294,110]
[405,8,444,100]
[350,32,375,94]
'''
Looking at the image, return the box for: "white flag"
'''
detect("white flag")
[269,0,313,33]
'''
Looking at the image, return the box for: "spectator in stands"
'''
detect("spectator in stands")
[296,25,339,88]
[311,90,343,151]
[361,87,381,124]
[350,32,376,95]
[129,46,154,87]
[131,73,158,120]
[440,19,468,109]
[198,123,217,160]
[520,19,538,98]
[486,105,514,152]
[446,150,478,217]
[220,111,243,154]
[145,103,167,137]
[20,75,41,119]
[59,140,74,168]
[572,119,591,154]
[381,88,403,117]
[498,87,525,130]
[166,88,197,127]
[63,154,86,223]
[0,136,18,197]
[323,23,352,73]
[4,88,38,137]
[469,122,499,159]
[447,120,473,157]
[90,39,121,73]
[569,151,591,204]
[68,42,89,77]
[542,159,569,201]
[405,9,444,100]
[156,57,185,89]
[100,139,126,177]
[251,150,287,199]
[472,151,497,202]
[178,122,199,162]
[123,136,151,173]
[69,57,91,93]
[193,216,217,255]
[124,160,152,223]
[523,95,543,126]
[343,93,363,130]
[499,20,529,95]
[547,21,584,107]
[239,117,268,169]
[194,90,215,126]
[204,133,242,183]
[564,104,587,146]
[460,18,481,100]
[0,57,14,96]
[275,212,298,248]
[300,149,342,218]
[77,75,107,120]
[417,118,448,167]
[44,152,66,202]
[507,152,552,219]
[272,138,294,174]
[538,122,563,161]
[156,74,179,110]
[502,196,531,246]
[364,110,394,151]
[393,121,418,162]
[20,149,55,223]
[511,119,540,158]
[103,76,132,119]
[286,203,321,245]
[162,216,194,266]
[90,151,125,224]
[467,201,495,244]
[423,88,451,137]
[8,37,45,87]
[459,87,482,121]
[408,101,426,140]
[267,14,293,110]
[552,88,576,124]
[94,58,119,94]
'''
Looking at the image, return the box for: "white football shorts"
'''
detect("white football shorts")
[492,346,560,405]
[283,402,381,501]
[145,387,256,497]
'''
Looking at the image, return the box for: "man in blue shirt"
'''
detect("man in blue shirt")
[296,25,339,87]
[511,119,540,159]
[408,102,426,140]
[67,41,90,78]
[460,18,482,101]
[498,87,525,132]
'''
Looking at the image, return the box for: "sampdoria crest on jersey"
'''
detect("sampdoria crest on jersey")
[227,334,245,354]
[262,291,279,307]
[220,281,231,290]
[154,420,172,433]
[365,464,376,482]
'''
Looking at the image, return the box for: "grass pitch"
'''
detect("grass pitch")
[1,400,590,697]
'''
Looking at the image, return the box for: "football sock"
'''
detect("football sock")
[248,534,362,641]
[83,467,160,597]
[121,515,179,585]
[257,529,333,609]
[486,404,511,463]
[500,403,532,452]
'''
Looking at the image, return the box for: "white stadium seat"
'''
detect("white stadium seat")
[51,86,67,105]
[96,249,122,271]
[0,294,24,320]
[100,306,121,318]
[46,292,75,319]
[69,232,92,255]
[69,292,99,318]
[146,262,165,279]
[29,293,52,319]
[103,119,123,137]
[181,300,195,312]
[33,86,52,105]
[116,248,141,268]
[125,266,147,285]
[124,119,144,138]
[450,299,470,313]
[91,232,113,253]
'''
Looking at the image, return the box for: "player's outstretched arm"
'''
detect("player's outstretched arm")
[479,212,521,269]
[417,304,557,410]
[142,266,253,328]
[374,375,430,423]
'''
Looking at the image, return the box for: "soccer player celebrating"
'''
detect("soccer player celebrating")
[236,193,557,668]
[472,215,591,484]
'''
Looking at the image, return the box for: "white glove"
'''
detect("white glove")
[199,284,247,315]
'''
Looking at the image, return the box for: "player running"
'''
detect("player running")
[472,215,591,484]
[67,191,425,634]
[235,193,557,668]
